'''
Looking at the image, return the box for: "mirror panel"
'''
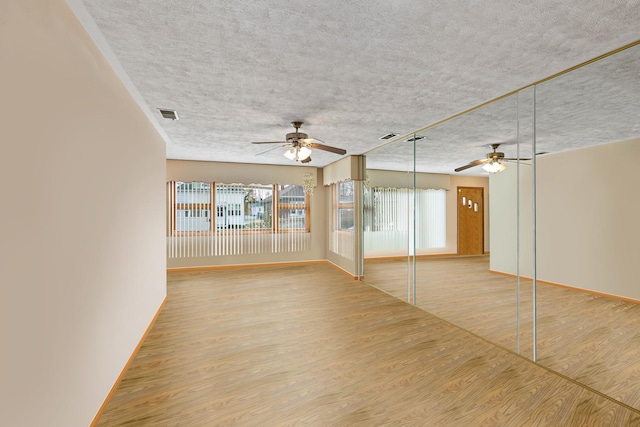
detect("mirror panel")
[534,42,640,408]
[363,136,416,303]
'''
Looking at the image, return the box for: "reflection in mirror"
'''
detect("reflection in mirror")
[364,93,527,356]
[363,136,416,303]
[532,43,640,409]
[362,40,640,411]
[413,93,524,355]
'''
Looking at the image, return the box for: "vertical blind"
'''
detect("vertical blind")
[363,187,446,253]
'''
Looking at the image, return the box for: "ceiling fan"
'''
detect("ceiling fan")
[454,143,534,173]
[252,121,346,163]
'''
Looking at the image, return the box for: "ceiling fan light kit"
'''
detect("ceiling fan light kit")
[284,146,312,161]
[482,161,507,173]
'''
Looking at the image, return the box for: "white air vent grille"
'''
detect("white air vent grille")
[158,109,179,120]
[379,133,397,140]
[405,135,425,142]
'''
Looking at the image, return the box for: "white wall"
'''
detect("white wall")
[166,160,327,267]
[0,1,167,425]
[490,138,640,300]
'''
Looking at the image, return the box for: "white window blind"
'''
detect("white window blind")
[363,187,446,253]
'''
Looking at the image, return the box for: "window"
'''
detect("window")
[337,180,355,231]
[329,180,356,260]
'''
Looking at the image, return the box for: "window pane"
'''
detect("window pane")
[277,184,307,230]
[175,181,211,231]
[339,181,354,203]
[278,184,305,204]
[339,208,355,231]
[279,208,307,229]
[216,183,273,230]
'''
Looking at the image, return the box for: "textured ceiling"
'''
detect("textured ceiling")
[72,0,640,174]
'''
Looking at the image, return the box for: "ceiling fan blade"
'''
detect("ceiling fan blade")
[307,142,347,155]
[251,141,287,144]
[254,145,286,156]
[503,152,548,161]
[454,159,488,172]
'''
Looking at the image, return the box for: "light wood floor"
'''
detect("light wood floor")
[364,255,640,411]
[97,263,640,426]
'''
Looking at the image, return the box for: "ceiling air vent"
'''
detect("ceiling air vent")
[158,108,179,120]
[379,132,397,140]
[405,135,425,142]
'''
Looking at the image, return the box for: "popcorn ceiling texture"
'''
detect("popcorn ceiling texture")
[80,0,640,173]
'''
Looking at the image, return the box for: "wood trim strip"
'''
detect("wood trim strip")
[90,296,168,427]
[488,270,640,304]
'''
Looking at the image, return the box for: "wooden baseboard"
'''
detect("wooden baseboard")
[90,296,167,426]
[364,253,482,261]
[167,260,327,272]
[326,260,360,280]
[488,270,640,305]
[168,260,362,280]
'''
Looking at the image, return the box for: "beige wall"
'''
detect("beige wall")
[489,163,534,275]
[0,1,167,425]
[490,138,640,300]
[538,138,640,299]
[167,160,327,267]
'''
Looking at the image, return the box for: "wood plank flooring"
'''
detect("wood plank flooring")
[364,255,640,411]
[97,263,640,426]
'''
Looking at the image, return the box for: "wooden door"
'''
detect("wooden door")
[457,187,484,255]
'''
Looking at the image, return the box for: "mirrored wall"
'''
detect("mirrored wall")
[362,41,640,409]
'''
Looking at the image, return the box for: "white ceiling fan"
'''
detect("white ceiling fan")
[252,121,347,163]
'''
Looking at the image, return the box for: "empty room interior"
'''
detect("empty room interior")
[3,0,640,425]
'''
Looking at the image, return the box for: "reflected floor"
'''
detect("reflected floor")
[364,255,640,410]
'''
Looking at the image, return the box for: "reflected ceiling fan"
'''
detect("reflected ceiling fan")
[252,121,346,163]
[454,143,537,173]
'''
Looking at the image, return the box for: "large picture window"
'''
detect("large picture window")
[167,181,310,258]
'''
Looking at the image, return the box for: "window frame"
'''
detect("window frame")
[170,181,310,235]
[335,180,355,232]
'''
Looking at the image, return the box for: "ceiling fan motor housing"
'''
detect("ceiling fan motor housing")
[488,151,505,160]
[286,132,308,145]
